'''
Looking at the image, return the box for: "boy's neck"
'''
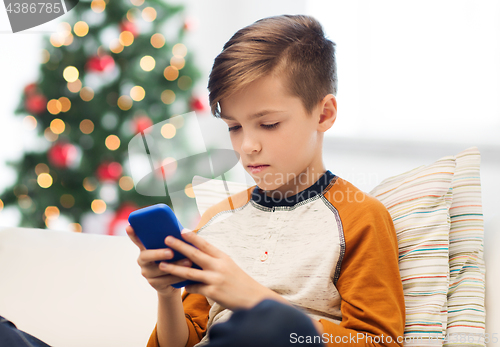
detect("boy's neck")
[252,170,335,208]
[260,169,328,199]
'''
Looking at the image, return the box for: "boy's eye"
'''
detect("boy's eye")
[227,123,279,132]
[262,123,279,129]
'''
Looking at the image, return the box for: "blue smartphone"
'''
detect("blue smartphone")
[128,203,201,288]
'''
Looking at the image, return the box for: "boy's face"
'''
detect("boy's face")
[219,74,336,198]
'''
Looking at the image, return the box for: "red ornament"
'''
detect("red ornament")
[24,83,38,95]
[96,161,123,182]
[48,142,78,169]
[133,115,153,134]
[86,55,115,73]
[120,20,138,37]
[107,202,139,236]
[190,96,207,112]
[25,93,47,114]
[183,16,197,31]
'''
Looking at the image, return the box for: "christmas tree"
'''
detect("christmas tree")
[0,0,207,234]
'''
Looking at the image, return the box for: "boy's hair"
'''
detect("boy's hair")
[207,14,337,118]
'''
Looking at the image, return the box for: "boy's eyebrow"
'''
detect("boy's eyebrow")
[220,110,283,121]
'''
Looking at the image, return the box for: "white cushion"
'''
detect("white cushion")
[0,227,158,347]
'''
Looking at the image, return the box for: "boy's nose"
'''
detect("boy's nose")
[241,134,261,154]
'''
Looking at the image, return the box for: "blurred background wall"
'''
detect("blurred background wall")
[1,0,498,229]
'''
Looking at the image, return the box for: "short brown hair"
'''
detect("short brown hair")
[207,14,337,118]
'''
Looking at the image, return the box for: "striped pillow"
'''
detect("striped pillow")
[444,147,486,346]
[369,155,455,346]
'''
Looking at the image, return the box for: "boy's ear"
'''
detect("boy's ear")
[317,94,337,132]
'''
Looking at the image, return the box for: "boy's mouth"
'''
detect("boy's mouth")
[247,164,269,174]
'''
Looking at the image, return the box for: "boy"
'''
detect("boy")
[126,14,405,347]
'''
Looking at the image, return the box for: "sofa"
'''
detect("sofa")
[0,226,158,347]
[0,147,497,347]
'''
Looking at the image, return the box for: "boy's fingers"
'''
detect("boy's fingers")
[125,225,146,251]
[159,261,208,283]
[164,235,210,267]
[141,257,191,280]
[167,258,192,268]
[164,232,223,268]
[150,272,200,289]
[138,248,174,266]
[155,259,194,282]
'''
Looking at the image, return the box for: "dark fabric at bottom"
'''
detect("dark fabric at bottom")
[0,316,51,347]
[206,299,325,347]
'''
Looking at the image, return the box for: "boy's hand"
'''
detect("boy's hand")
[157,230,288,311]
[125,225,193,298]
